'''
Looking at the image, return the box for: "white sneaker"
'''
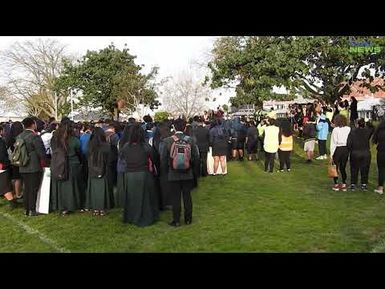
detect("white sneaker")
[374,189,384,195]
[316,156,323,160]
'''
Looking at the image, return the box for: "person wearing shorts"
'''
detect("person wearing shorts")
[303,117,317,163]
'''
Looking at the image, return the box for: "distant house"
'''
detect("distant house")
[263,96,315,118]
[342,78,385,119]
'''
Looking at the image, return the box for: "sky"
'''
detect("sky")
[0,36,234,112]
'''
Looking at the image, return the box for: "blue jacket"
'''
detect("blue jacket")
[80,133,91,156]
[316,117,329,140]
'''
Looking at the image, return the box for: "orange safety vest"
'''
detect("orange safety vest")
[279,135,293,151]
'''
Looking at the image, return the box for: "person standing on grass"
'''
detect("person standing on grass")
[17,117,47,216]
[263,118,280,173]
[161,118,199,227]
[303,116,317,163]
[347,118,372,191]
[5,121,24,199]
[372,119,385,195]
[316,114,329,160]
[246,120,258,161]
[257,118,267,158]
[0,125,18,209]
[330,114,351,192]
[50,121,84,216]
[118,123,159,227]
[350,97,358,127]
[209,118,228,175]
[278,119,293,172]
[85,127,114,216]
[193,117,210,176]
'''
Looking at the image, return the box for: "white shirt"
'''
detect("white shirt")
[40,132,53,155]
[330,126,351,157]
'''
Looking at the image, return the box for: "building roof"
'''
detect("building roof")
[342,78,385,100]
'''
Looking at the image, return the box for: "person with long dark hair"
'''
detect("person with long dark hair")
[85,127,114,216]
[5,121,24,199]
[0,125,18,208]
[373,119,385,194]
[278,119,293,172]
[152,120,173,210]
[117,123,159,226]
[347,118,372,191]
[50,122,84,215]
[330,114,351,191]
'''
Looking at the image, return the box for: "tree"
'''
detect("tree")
[0,39,73,119]
[163,71,214,119]
[154,111,170,122]
[207,36,385,105]
[0,86,24,116]
[56,44,159,120]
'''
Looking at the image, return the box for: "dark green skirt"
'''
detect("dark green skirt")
[85,176,114,210]
[116,173,125,208]
[50,163,84,212]
[122,171,159,227]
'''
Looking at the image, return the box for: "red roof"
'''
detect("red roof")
[342,78,385,100]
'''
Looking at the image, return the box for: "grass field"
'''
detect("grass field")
[2,137,385,252]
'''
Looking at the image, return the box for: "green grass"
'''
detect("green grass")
[2,136,385,252]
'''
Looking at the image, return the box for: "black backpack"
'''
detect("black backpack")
[88,150,106,178]
[51,146,69,181]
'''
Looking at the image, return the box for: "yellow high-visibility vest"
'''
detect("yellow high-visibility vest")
[263,125,280,153]
[279,135,293,151]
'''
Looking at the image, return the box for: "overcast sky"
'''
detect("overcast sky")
[0,36,233,110]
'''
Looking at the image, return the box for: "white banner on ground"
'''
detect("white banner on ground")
[36,168,51,214]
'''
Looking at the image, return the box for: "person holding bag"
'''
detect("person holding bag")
[330,115,351,191]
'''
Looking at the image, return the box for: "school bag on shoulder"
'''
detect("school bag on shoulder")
[51,145,69,181]
[170,135,192,172]
[11,135,32,167]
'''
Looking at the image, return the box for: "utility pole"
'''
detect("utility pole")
[54,91,58,121]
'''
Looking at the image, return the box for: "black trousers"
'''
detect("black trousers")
[278,150,291,170]
[377,151,385,187]
[199,151,208,177]
[169,180,193,222]
[265,152,275,172]
[350,150,371,185]
[21,172,43,212]
[318,140,327,156]
[333,146,349,184]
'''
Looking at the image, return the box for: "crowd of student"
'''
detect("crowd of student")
[1,98,385,228]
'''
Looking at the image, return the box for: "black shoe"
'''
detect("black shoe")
[28,210,38,217]
[361,184,368,191]
[185,219,192,225]
[350,184,356,191]
[169,221,180,227]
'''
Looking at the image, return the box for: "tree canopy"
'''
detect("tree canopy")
[207,36,385,106]
[56,44,159,120]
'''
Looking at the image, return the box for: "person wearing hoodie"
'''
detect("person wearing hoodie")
[303,116,317,163]
[230,117,247,161]
[263,118,280,173]
[316,114,329,160]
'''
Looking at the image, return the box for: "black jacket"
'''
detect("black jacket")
[0,137,10,168]
[17,130,47,173]
[347,127,372,152]
[194,125,210,153]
